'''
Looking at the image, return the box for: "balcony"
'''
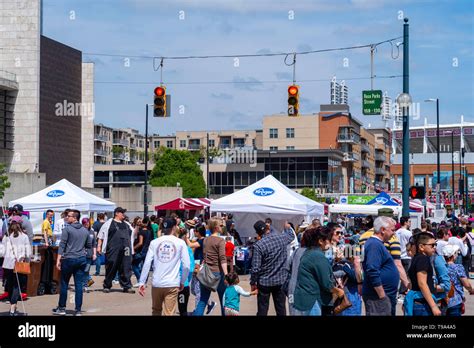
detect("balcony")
[343,152,360,162]
[129,143,137,149]
[113,139,129,147]
[361,143,370,153]
[188,144,201,150]
[375,167,386,176]
[94,149,108,157]
[375,152,386,161]
[112,153,127,160]
[337,133,360,143]
[94,134,108,142]
[219,144,232,149]
[362,160,371,169]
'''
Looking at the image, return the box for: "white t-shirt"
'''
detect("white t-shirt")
[448,236,468,257]
[436,240,449,256]
[139,235,190,288]
[396,227,412,260]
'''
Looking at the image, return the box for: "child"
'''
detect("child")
[223,272,257,316]
[225,236,235,273]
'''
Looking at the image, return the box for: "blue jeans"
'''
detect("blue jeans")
[94,253,101,275]
[59,257,87,311]
[193,272,225,316]
[83,258,93,287]
[293,300,322,316]
[413,302,433,316]
[132,253,144,282]
[446,303,462,316]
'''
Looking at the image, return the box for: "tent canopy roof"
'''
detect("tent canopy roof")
[9,179,116,212]
[210,175,324,216]
[155,198,210,211]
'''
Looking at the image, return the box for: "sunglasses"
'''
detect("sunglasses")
[335,231,343,235]
[422,243,437,247]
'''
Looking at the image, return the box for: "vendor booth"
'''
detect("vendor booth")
[7,179,116,297]
[211,175,324,240]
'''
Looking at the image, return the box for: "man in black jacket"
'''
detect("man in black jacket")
[52,210,91,316]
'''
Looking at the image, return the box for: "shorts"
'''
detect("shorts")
[224,307,240,316]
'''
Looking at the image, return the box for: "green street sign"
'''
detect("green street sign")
[362,90,382,115]
[348,195,375,204]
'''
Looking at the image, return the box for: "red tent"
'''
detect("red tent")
[154,198,211,211]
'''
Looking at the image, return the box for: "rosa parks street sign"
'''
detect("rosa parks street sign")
[362,90,382,115]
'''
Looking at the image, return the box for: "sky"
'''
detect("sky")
[42,0,473,135]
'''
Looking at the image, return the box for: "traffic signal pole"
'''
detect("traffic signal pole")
[402,18,410,218]
[144,104,149,217]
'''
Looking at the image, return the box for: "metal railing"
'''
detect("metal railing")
[219,144,232,149]
[94,149,108,157]
[375,167,386,175]
[94,134,108,142]
[337,133,360,143]
[343,152,360,161]
[375,153,386,161]
[361,143,370,153]
[112,139,129,146]
[362,160,371,168]
[188,144,201,150]
[112,153,126,160]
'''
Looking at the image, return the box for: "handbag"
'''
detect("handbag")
[196,238,221,292]
[14,261,31,275]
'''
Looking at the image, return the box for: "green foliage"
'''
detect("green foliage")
[0,163,11,199]
[150,148,206,197]
[300,187,316,201]
[112,145,124,155]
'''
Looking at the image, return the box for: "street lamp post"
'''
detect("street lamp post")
[425,98,441,209]
[397,18,410,218]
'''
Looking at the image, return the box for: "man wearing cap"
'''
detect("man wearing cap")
[2,204,34,244]
[250,220,295,316]
[97,207,135,293]
[138,218,190,315]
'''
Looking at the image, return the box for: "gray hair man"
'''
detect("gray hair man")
[361,216,400,316]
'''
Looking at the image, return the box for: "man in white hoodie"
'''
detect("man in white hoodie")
[138,218,190,316]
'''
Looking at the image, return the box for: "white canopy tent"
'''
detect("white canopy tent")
[211,175,324,239]
[8,179,116,235]
[328,204,403,216]
[9,178,116,212]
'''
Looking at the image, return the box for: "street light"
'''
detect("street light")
[425,98,441,209]
[445,130,455,206]
[397,91,412,217]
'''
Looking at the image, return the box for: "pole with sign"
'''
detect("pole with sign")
[362,90,383,115]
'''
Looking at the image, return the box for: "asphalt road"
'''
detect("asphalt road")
[2,272,474,316]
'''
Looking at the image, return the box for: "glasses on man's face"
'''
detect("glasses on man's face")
[336,231,343,236]
[422,243,437,248]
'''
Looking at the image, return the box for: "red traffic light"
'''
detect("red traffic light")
[154,87,165,96]
[410,187,418,198]
[288,85,298,95]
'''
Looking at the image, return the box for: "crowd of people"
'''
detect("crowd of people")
[0,203,473,316]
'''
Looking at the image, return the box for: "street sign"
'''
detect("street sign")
[362,90,382,115]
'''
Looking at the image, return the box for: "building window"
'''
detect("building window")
[286,128,295,138]
[286,146,295,150]
[396,176,402,192]
[269,128,278,139]
[208,139,215,148]
[414,175,425,187]
[167,140,173,148]
[270,146,278,151]
[154,141,160,148]
[180,140,186,148]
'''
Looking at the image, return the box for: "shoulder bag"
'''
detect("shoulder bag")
[196,237,221,292]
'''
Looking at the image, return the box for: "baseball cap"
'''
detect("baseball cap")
[163,218,177,230]
[377,208,394,217]
[12,204,23,213]
[253,220,266,235]
[443,244,460,258]
[114,207,127,215]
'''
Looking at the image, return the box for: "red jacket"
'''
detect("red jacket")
[225,241,235,257]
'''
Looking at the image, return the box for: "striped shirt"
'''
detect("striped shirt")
[356,229,401,260]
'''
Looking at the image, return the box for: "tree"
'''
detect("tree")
[199,145,222,163]
[300,187,316,201]
[112,145,124,155]
[150,148,206,197]
[0,163,11,199]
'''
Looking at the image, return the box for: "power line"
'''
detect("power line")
[93,75,402,86]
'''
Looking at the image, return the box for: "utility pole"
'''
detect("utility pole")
[401,18,410,218]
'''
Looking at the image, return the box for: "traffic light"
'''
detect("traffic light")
[288,85,299,116]
[409,186,425,199]
[154,86,166,117]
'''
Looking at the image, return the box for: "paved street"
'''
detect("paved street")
[2,273,474,316]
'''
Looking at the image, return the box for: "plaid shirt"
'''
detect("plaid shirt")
[250,228,295,287]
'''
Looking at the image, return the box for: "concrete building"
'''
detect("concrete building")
[391,119,474,194]
[1,0,92,197]
[81,63,95,188]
